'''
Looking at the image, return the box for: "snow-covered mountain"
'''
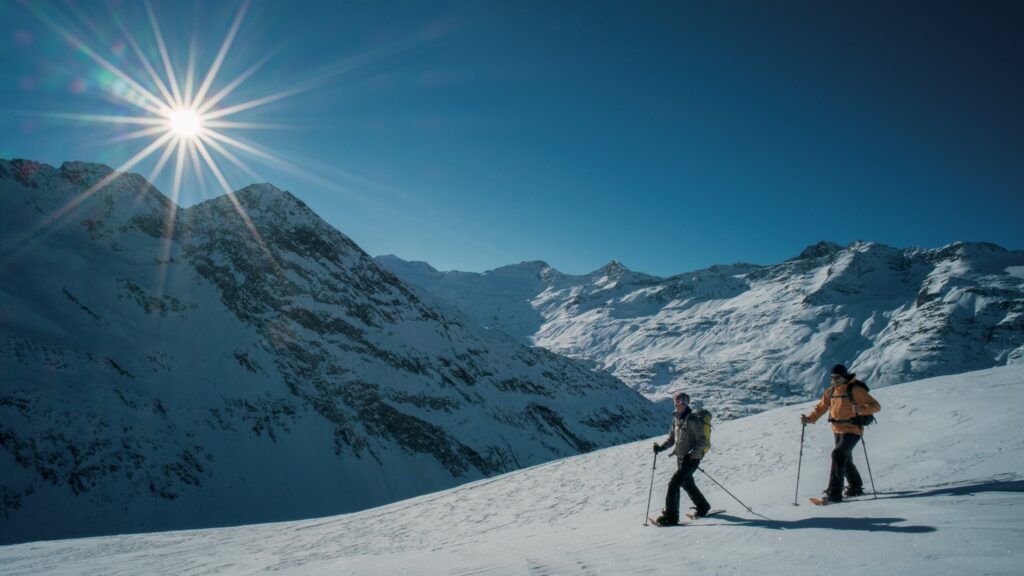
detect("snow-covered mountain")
[378,241,1024,418]
[0,159,662,545]
[2,364,1021,575]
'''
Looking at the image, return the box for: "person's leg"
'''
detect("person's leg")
[829,433,862,499]
[827,434,845,499]
[662,464,685,521]
[840,434,863,494]
[678,457,710,515]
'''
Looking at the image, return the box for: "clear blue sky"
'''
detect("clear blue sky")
[2,0,1022,276]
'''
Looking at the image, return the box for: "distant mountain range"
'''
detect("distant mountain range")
[0,159,662,544]
[378,241,1024,418]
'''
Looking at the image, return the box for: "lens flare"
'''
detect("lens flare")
[168,107,203,139]
[22,0,291,270]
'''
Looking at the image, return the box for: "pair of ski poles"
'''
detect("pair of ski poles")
[643,451,771,525]
[793,422,877,505]
[642,422,878,524]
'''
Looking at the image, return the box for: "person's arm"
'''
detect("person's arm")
[852,386,881,416]
[803,390,830,424]
[654,421,676,453]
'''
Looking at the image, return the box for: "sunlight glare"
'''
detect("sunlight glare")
[168,107,203,139]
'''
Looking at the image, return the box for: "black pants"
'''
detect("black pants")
[664,457,710,520]
[827,433,863,498]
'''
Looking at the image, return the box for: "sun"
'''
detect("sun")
[167,108,204,140]
[17,0,316,274]
[22,0,316,251]
[23,0,313,209]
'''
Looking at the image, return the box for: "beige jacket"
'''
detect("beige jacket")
[658,409,708,461]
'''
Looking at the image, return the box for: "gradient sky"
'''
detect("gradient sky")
[2,0,1022,276]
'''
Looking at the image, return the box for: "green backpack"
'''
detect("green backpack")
[694,408,712,457]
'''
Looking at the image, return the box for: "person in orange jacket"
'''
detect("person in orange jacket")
[801,364,881,504]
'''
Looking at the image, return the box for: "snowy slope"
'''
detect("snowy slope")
[379,242,1024,418]
[1,365,1020,575]
[0,159,662,544]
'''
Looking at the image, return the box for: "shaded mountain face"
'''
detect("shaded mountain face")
[0,159,662,545]
[379,244,1024,419]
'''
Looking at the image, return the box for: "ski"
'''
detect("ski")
[808,497,840,506]
[686,508,726,520]
[646,516,679,527]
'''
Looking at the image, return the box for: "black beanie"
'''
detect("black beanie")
[831,364,848,376]
[674,391,690,404]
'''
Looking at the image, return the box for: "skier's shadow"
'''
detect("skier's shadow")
[709,514,936,533]
[692,479,1022,533]
[868,479,1024,500]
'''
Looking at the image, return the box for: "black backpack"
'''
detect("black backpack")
[830,380,876,426]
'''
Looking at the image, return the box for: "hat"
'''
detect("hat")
[831,364,848,377]
[673,391,690,404]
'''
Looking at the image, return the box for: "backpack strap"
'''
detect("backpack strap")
[846,380,870,401]
[844,380,873,426]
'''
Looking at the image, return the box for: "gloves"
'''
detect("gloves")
[652,442,663,454]
[800,414,810,425]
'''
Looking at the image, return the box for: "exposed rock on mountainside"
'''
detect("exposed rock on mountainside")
[379,242,1024,419]
[0,159,662,545]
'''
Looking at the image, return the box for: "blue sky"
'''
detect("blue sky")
[2,0,1022,276]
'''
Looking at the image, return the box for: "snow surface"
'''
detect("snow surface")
[2,365,1021,575]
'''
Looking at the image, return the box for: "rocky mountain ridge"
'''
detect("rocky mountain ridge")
[379,242,1024,418]
[0,158,662,545]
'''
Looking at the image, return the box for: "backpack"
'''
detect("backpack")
[830,380,876,426]
[694,408,713,457]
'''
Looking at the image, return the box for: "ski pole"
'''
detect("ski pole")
[698,467,772,521]
[861,434,877,499]
[794,422,806,506]
[644,451,658,525]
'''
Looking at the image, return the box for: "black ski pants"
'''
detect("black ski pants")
[827,433,863,498]
[664,456,710,520]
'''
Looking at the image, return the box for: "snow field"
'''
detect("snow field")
[1,365,1021,575]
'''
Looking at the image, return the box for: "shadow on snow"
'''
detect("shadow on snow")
[705,513,936,533]
[692,479,1024,533]
[869,478,1024,500]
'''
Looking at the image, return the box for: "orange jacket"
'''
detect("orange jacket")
[807,377,881,435]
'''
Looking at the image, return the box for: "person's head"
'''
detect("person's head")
[673,391,690,410]
[830,364,849,384]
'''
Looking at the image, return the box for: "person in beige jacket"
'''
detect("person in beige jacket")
[801,364,881,504]
[651,391,711,525]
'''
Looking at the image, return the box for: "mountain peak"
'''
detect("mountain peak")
[490,260,554,276]
[232,183,303,208]
[794,241,843,261]
[601,259,627,271]
[592,260,631,279]
[57,161,154,194]
[188,183,318,229]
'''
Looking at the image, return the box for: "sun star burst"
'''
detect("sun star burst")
[22,0,315,271]
[168,107,204,140]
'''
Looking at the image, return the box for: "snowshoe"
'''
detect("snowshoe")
[809,494,842,506]
[649,512,679,526]
[686,508,725,520]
